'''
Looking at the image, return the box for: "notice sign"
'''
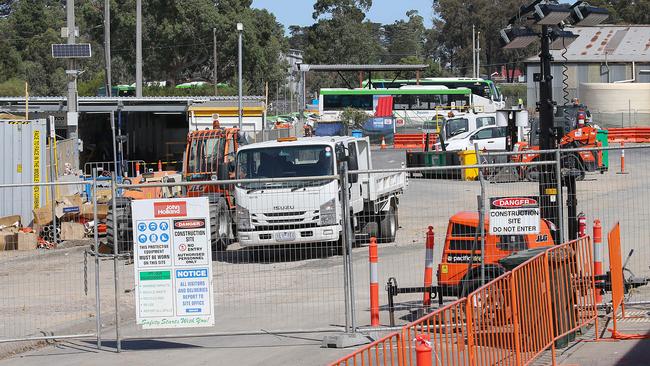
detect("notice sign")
[132,197,214,329]
[489,196,540,235]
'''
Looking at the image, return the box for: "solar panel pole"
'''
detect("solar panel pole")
[66,0,79,168]
[136,0,143,97]
[104,0,112,97]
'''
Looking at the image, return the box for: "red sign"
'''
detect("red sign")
[173,219,205,229]
[153,201,187,217]
[492,197,538,208]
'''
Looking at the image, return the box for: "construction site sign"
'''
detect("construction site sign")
[489,196,540,235]
[131,197,214,329]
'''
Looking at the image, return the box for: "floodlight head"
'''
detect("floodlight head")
[549,28,578,49]
[570,2,609,26]
[500,27,538,49]
[533,3,571,25]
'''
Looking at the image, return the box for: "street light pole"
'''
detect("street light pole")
[66,0,79,168]
[538,24,560,241]
[237,23,243,131]
[213,27,218,97]
[135,0,142,97]
[104,0,112,97]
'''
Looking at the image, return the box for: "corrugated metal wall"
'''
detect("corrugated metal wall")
[0,119,47,225]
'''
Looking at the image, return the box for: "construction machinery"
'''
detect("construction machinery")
[105,122,244,253]
[513,104,607,181]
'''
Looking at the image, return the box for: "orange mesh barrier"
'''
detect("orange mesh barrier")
[331,236,598,366]
[401,299,469,366]
[328,332,403,366]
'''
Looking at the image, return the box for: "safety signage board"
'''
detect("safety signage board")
[489,196,540,235]
[131,197,214,329]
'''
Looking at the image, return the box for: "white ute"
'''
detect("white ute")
[234,136,406,246]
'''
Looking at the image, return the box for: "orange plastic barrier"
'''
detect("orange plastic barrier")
[328,332,403,366]
[393,134,437,149]
[332,236,598,366]
[402,299,469,366]
[606,127,650,143]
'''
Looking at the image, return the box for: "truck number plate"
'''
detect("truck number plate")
[275,231,296,242]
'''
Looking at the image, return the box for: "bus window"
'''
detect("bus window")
[323,94,373,110]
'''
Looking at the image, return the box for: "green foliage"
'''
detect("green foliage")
[586,0,650,24]
[143,84,238,97]
[340,107,370,131]
[498,83,526,106]
[0,78,25,96]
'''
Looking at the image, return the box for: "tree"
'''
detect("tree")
[585,0,650,24]
[383,10,426,64]
[432,0,531,77]
[340,107,370,134]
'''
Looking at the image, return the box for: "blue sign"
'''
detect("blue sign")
[149,233,158,243]
[160,233,169,243]
[138,223,146,232]
[138,234,147,244]
[159,222,169,231]
[148,222,158,231]
[185,308,202,313]
[176,269,208,278]
[62,206,80,214]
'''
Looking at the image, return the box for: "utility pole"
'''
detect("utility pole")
[538,24,560,241]
[135,0,142,97]
[472,25,476,78]
[66,0,79,167]
[104,0,112,97]
[476,31,481,78]
[237,23,243,130]
[213,28,218,96]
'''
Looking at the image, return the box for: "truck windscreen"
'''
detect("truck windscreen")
[236,145,334,187]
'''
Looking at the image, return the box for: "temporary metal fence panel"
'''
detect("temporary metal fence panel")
[0,180,100,345]
[112,175,348,339]
[0,119,47,225]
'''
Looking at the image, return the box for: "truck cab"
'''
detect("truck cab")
[438,211,554,296]
[438,112,497,144]
[234,136,405,247]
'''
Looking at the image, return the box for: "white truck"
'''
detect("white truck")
[234,136,406,247]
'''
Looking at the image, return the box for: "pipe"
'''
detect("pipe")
[614,61,636,83]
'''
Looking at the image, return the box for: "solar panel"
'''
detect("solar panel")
[51,44,92,58]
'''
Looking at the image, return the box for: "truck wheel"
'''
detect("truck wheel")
[209,197,230,252]
[378,205,397,243]
[106,196,133,254]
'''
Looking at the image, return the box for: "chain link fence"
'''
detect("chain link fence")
[2,144,650,359]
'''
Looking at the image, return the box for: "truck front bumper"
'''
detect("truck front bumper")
[238,225,341,247]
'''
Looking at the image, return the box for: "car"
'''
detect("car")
[436,125,507,151]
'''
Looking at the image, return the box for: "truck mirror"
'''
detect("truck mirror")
[335,143,348,162]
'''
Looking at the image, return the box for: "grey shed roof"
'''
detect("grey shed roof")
[525,25,650,63]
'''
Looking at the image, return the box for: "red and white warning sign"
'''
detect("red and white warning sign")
[489,196,540,235]
[131,197,214,329]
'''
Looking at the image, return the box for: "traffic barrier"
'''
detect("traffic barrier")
[393,133,437,149]
[328,331,403,366]
[422,226,435,308]
[401,299,469,366]
[335,236,598,366]
[593,219,603,304]
[606,127,650,143]
[369,237,379,327]
[617,142,628,174]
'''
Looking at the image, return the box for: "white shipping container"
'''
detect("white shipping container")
[0,119,47,225]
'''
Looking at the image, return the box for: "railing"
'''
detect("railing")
[331,236,597,366]
[329,332,403,366]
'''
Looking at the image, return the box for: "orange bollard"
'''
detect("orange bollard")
[380,136,387,150]
[578,212,586,238]
[135,162,140,176]
[158,160,163,172]
[368,237,379,327]
[415,334,432,366]
[422,226,435,307]
[618,142,628,174]
[594,219,603,304]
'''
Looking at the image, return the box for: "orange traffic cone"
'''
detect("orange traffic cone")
[381,137,387,150]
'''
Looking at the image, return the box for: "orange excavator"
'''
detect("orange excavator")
[106,120,244,253]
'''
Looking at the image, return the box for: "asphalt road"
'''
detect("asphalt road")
[3,145,650,366]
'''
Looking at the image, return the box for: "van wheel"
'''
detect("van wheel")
[378,205,397,243]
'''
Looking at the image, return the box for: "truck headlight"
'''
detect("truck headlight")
[320,198,337,226]
[236,205,251,230]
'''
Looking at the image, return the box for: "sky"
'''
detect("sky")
[251,0,434,32]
